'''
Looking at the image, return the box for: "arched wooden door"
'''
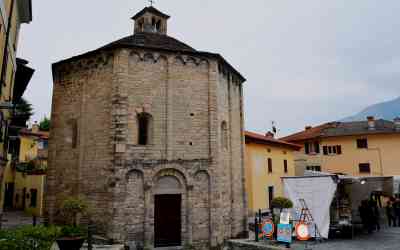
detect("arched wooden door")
[154,176,183,247]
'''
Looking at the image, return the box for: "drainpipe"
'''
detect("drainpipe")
[367,147,384,176]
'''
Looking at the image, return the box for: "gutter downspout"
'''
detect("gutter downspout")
[368,147,384,176]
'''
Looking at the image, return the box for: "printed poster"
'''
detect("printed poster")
[277,224,292,243]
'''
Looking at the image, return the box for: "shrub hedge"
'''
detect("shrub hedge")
[0,225,59,250]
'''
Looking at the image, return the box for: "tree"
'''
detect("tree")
[12,97,34,127]
[39,117,50,131]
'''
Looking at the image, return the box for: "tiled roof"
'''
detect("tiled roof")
[245,131,301,150]
[53,34,246,82]
[281,119,400,142]
[280,123,334,142]
[102,32,196,53]
[19,128,49,139]
[131,6,170,20]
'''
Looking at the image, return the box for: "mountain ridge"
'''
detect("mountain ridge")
[342,96,400,122]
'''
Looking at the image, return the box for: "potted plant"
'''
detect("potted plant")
[56,196,88,250]
[271,197,293,242]
[271,197,293,216]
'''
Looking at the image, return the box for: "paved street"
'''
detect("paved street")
[292,227,400,250]
[1,210,42,229]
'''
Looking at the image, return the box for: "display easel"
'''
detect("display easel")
[298,198,322,240]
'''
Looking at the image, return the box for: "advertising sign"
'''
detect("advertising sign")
[261,220,274,238]
[296,223,311,241]
[277,224,292,243]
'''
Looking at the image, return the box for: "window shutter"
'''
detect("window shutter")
[337,145,342,154]
[304,143,310,154]
[314,142,320,154]
[284,160,288,173]
[323,146,328,155]
[268,158,273,173]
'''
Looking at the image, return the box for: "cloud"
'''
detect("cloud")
[17,0,400,135]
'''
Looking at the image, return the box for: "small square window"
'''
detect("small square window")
[357,139,368,149]
[359,163,371,173]
[307,166,321,172]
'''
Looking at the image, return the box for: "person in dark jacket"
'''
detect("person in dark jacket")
[394,198,400,227]
[386,200,396,227]
[369,199,380,232]
[359,200,370,233]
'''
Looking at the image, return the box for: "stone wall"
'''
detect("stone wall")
[46,52,115,232]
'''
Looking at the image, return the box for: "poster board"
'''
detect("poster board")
[277,224,292,243]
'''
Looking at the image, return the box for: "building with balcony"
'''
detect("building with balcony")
[281,117,400,177]
[0,0,33,216]
[2,123,48,216]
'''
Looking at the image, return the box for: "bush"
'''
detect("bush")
[0,225,60,250]
[60,225,87,238]
[59,196,88,226]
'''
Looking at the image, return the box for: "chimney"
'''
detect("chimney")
[367,116,375,130]
[265,131,274,138]
[32,121,39,133]
[305,126,312,131]
[394,117,400,131]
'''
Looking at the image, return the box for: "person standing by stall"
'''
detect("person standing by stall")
[386,200,396,227]
[359,200,371,233]
[394,198,400,227]
[369,199,380,232]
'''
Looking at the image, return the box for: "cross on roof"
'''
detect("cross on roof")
[149,0,154,6]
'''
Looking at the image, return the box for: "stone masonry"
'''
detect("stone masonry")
[45,6,247,249]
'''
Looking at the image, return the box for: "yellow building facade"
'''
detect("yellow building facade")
[245,131,300,214]
[1,125,48,216]
[282,117,400,177]
[0,0,33,216]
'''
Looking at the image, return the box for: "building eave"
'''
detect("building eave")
[52,44,246,84]
[17,0,33,24]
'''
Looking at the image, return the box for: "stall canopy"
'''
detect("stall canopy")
[283,175,337,239]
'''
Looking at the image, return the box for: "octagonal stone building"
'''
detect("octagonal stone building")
[45,6,247,249]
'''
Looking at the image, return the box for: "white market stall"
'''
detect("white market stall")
[282,175,337,239]
[282,173,396,239]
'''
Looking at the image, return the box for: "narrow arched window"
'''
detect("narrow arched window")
[151,18,157,32]
[139,20,144,32]
[221,121,228,150]
[137,113,152,145]
[156,20,161,32]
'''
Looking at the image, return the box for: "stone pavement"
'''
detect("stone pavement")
[1,210,42,229]
[50,243,125,250]
[291,227,400,250]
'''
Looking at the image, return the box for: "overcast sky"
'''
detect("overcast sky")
[17,0,400,136]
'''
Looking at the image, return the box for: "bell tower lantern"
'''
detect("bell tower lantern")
[132,6,170,35]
